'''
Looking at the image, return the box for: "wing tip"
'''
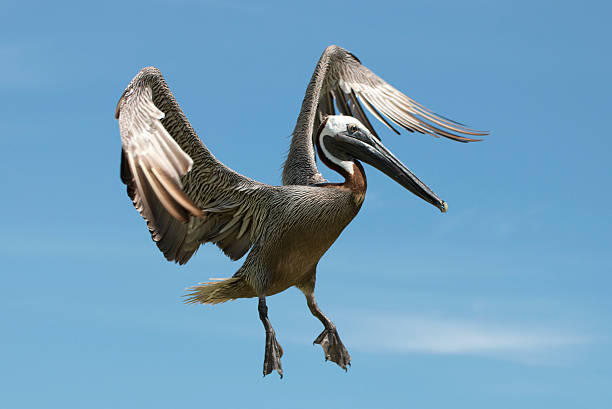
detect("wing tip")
[115,88,128,119]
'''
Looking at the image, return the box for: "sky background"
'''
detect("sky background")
[1,0,611,408]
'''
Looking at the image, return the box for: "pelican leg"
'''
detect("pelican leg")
[298,275,351,370]
[258,296,283,378]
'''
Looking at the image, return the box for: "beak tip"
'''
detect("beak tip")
[440,201,448,213]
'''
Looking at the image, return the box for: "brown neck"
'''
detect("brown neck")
[346,161,367,198]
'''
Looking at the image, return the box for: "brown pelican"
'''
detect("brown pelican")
[115,45,486,378]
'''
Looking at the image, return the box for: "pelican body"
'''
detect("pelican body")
[115,45,485,377]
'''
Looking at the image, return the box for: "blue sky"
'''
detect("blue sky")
[1,0,611,408]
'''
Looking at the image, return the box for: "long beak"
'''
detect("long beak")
[338,133,448,212]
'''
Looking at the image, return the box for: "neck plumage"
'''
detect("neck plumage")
[282,51,332,186]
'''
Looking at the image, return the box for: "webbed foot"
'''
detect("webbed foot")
[314,327,351,370]
[263,330,284,378]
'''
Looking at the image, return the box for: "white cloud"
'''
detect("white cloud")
[340,312,588,363]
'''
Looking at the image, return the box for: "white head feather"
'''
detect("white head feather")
[318,116,367,175]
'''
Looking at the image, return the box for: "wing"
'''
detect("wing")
[282,45,488,186]
[117,67,271,264]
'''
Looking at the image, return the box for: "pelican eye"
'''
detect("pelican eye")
[347,124,358,134]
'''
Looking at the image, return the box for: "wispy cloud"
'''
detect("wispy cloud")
[339,312,588,363]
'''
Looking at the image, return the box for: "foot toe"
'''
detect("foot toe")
[263,333,284,378]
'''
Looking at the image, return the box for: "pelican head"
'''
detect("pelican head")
[317,115,447,213]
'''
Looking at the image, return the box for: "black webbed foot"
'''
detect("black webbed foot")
[314,327,351,370]
[263,329,284,378]
[258,297,283,378]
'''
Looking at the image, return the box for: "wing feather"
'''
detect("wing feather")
[356,92,401,134]
[330,50,487,142]
[346,90,381,139]
[117,67,272,264]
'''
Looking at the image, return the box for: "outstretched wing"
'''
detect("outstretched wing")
[322,47,488,142]
[283,45,487,186]
[117,67,271,264]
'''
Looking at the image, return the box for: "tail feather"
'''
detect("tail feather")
[184,277,256,304]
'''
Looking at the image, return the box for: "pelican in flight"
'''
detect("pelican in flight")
[115,45,486,377]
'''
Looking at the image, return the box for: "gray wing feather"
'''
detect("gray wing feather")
[332,53,487,141]
[117,67,271,264]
